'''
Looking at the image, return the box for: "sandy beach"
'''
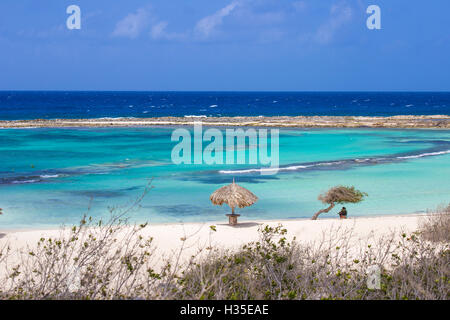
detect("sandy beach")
[0,214,425,271]
[1,115,449,129]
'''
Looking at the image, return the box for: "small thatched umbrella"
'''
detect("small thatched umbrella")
[210,179,258,225]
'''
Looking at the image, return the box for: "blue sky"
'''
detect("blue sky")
[0,0,449,91]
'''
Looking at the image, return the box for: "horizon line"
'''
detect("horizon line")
[1,90,450,93]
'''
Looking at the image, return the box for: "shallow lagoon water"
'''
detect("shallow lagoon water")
[0,127,449,229]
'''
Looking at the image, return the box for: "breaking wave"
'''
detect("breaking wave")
[396,150,450,159]
[219,149,450,175]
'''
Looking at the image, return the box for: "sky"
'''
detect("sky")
[0,0,449,91]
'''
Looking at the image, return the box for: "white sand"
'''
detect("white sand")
[0,214,425,269]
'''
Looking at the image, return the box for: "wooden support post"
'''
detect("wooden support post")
[226,214,240,226]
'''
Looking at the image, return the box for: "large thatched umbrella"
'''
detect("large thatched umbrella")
[210,179,258,225]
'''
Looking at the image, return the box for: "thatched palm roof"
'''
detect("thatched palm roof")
[210,179,258,213]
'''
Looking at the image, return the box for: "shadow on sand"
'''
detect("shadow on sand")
[0,233,6,239]
[218,222,261,229]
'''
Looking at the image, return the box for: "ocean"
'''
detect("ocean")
[0,92,449,229]
[0,91,449,119]
[0,126,449,229]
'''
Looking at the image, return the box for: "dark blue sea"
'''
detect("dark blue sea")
[0,91,449,120]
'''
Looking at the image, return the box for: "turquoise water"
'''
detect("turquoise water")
[0,127,449,229]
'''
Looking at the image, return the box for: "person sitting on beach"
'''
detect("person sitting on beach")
[338,207,347,219]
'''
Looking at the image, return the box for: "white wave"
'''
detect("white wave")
[396,150,450,159]
[219,150,450,175]
[12,179,39,184]
[184,115,207,118]
[40,174,59,179]
[219,160,350,174]
[97,117,138,120]
[316,161,344,166]
[220,167,279,174]
[219,164,311,174]
[209,105,218,108]
[405,104,414,107]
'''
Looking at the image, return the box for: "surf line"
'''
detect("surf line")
[219,148,450,175]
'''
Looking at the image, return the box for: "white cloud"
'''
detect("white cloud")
[195,1,241,38]
[150,21,185,41]
[112,8,150,39]
[315,2,353,44]
[151,21,169,39]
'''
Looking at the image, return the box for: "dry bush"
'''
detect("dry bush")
[171,222,449,300]
[0,181,174,300]
[419,204,450,243]
[0,241,9,266]
[0,213,159,299]
[380,231,449,300]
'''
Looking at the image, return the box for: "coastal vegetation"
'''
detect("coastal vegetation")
[0,203,448,300]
